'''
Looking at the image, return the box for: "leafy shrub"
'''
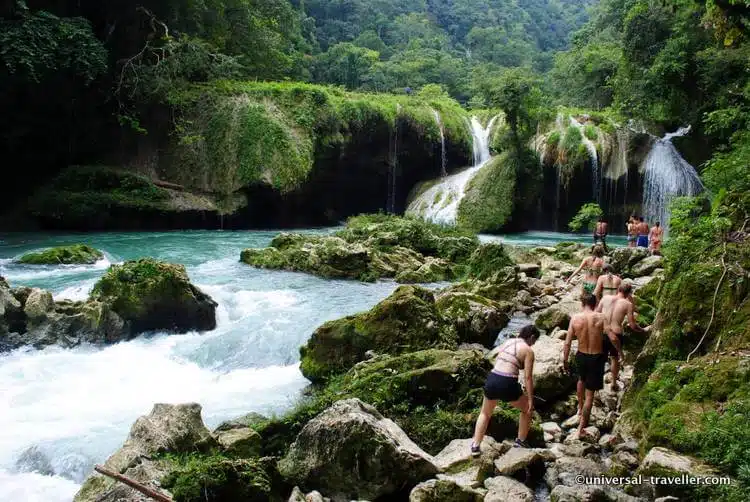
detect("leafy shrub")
[568,203,603,232]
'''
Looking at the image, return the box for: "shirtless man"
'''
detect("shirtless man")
[594,264,621,302]
[563,293,608,436]
[596,282,650,390]
[649,222,664,255]
[636,217,649,248]
[594,217,609,252]
[626,216,637,248]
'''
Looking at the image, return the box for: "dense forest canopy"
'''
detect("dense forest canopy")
[1,0,749,212]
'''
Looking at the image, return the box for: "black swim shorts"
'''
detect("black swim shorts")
[603,332,624,358]
[576,352,606,391]
[483,372,523,402]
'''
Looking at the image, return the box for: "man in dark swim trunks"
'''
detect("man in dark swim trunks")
[594,217,609,253]
[596,282,650,391]
[636,216,649,248]
[563,293,608,437]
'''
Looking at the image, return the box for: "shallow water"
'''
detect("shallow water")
[0,229,597,501]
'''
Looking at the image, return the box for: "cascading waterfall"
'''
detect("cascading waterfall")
[431,109,448,177]
[642,126,704,234]
[570,117,600,203]
[387,105,401,213]
[406,115,498,225]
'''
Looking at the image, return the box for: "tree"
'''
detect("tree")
[312,42,379,89]
[569,203,604,232]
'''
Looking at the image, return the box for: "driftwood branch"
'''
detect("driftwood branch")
[94,465,173,502]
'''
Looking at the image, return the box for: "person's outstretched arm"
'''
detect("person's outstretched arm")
[567,259,586,284]
[627,303,647,332]
[525,350,535,413]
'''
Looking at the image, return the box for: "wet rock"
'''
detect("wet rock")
[541,422,563,442]
[554,456,605,483]
[214,412,267,432]
[214,427,262,457]
[484,475,534,502]
[15,445,54,476]
[74,403,216,502]
[436,291,512,347]
[633,447,717,500]
[613,451,639,469]
[23,289,54,322]
[409,478,483,502]
[560,441,599,458]
[493,447,553,476]
[396,257,454,284]
[433,437,507,473]
[90,258,217,334]
[278,399,438,501]
[598,434,619,450]
[609,248,649,277]
[534,304,572,332]
[550,485,607,502]
[613,440,639,455]
[517,335,575,401]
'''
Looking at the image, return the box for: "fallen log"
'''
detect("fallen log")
[153,180,185,191]
[94,465,173,502]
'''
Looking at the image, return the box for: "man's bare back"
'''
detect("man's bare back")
[568,310,606,354]
[598,294,637,335]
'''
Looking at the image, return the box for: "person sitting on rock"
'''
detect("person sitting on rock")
[596,282,649,391]
[471,324,540,456]
[649,222,664,255]
[566,245,605,296]
[563,293,607,438]
[593,264,621,302]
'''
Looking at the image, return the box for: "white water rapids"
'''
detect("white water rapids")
[406,116,499,224]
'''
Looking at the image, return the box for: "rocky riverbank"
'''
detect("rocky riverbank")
[70,219,744,502]
[0,258,217,351]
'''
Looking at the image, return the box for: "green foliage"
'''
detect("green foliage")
[568,203,604,233]
[457,153,516,232]
[18,244,103,265]
[161,454,271,502]
[583,124,598,140]
[0,10,107,85]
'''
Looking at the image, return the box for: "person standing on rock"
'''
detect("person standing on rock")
[649,222,664,255]
[471,325,540,456]
[594,264,621,302]
[627,216,637,248]
[636,217,649,248]
[594,217,609,252]
[566,245,605,296]
[596,282,649,391]
[563,293,608,438]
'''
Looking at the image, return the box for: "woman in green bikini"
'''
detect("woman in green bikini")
[567,245,605,295]
[594,264,621,302]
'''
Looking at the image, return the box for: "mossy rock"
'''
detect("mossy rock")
[299,285,455,382]
[436,291,512,347]
[395,257,454,284]
[161,455,272,502]
[466,243,515,281]
[456,153,516,233]
[90,258,217,334]
[17,244,103,265]
[443,266,520,303]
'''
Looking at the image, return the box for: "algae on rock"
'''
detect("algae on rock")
[18,244,103,265]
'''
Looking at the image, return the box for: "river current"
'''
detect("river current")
[0,229,625,501]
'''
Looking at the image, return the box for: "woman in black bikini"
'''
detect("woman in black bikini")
[471,325,539,456]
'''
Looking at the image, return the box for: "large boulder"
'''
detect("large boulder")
[443,267,521,303]
[633,447,718,500]
[409,478,483,502]
[396,257,454,284]
[608,248,649,277]
[23,288,54,322]
[0,278,23,339]
[74,403,218,502]
[278,399,439,502]
[630,255,663,277]
[436,291,512,347]
[466,243,515,280]
[17,244,103,265]
[90,258,217,334]
[300,286,453,382]
[484,476,534,502]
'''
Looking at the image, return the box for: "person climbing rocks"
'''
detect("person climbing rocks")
[471,325,540,456]
[627,216,637,248]
[636,217,649,248]
[649,222,664,255]
[596,282,650,391]
[594,263,621,302]
[594,217,609,252]
[563,293,607,438]
[566,244,605,296]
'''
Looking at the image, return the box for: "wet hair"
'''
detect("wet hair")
[602,263,613,273]
[639,216,645,222]
[581,292,597,309]
[592,245,605,258]
[619,282,633,296]
[656,222,661,226]
[598,216,605,222]
[518,324,540,342]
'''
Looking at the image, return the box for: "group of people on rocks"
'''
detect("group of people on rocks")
[627,215,663,254]
[470,244,651,455]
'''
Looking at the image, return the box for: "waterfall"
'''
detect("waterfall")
[642,126,704,234]
[570,118,600,203]
[387,105,401,213]
[406,115,499,225]
[431,109,448,177]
